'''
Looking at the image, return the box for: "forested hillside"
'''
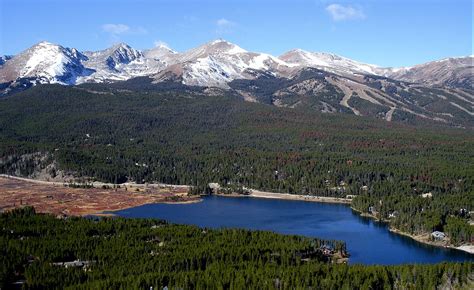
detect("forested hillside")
[0,83,473,245]
[1,83,473,193]
[1,208,472,289]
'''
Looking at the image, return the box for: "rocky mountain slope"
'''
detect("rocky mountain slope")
[0,40,472,126]
[77,43,168,83]
[230,68,473,126]
[150,40,292,87]
[0,42,92,86]
[383,56,473,90]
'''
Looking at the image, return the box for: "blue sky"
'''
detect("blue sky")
[0,0,472,67]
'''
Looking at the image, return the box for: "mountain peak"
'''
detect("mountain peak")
[0,40,88,85]
[111,42,132,50]
[29,41,63,52]
[203,39,247,54]
[155,43,174,51]
[149,43,177,54]
[283,48,309,54]
[106,43,140,56]
[35,40,56,47]
[84,43,143,72]
[209,38,230,45]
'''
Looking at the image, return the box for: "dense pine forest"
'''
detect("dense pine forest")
[0,82,473,245]
[1,83,473,194]
[1,207,473,289]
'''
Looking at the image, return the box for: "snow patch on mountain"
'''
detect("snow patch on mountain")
[22,42,74,78]
[279,49,380,76]
[143,44,178,64]
[0,41,90,85]
[77,43,166,83]
[1,39,472,92]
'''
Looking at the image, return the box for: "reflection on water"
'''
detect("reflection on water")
[114,195,473,265]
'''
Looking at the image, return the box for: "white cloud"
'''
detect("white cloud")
[217,18,234,27]
[101,24,148,35]
[153,40,169,48]
[102,24,130,35]
[325,4,365,21]
[216,18,236,34]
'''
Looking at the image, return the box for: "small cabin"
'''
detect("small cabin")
[320,245,334,256]
[208,183,220,193]
[431,231,445,240]
[388,211,399,219]
[421,192,432,198]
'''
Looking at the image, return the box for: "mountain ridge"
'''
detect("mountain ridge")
[0,40,472,127]
[1,39,471,89]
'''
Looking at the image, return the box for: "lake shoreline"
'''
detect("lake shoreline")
[350,206,474,255]
[213,191,472,255]
[389,228,474,255]
[115,193,474,264]
[214,190,352,204]
[2,174,472,256]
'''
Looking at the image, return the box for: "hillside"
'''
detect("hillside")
[1,83,472,194]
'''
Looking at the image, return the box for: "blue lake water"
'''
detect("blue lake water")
[114,195,473,265]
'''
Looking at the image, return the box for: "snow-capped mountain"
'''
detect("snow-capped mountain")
[86,43,142,70]
[151,40,292,87]
[383,56,474,89]
[279,49,380,76]
[77,43,167,83]
[0,39,472,127]
[0,41,91,85]
[143,44,178,65]
[1,39,472,90]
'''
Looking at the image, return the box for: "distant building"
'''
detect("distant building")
[388,211,399,219]
[208,183,220,193]
[421,192,432,198]
[431,231,446,240]
[52,260,94,269]
[320,245,334,256]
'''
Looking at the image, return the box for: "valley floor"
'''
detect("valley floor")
[0,176,199,216]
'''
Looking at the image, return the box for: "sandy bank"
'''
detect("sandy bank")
[216,189,352,204]
[250,190,352,204]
